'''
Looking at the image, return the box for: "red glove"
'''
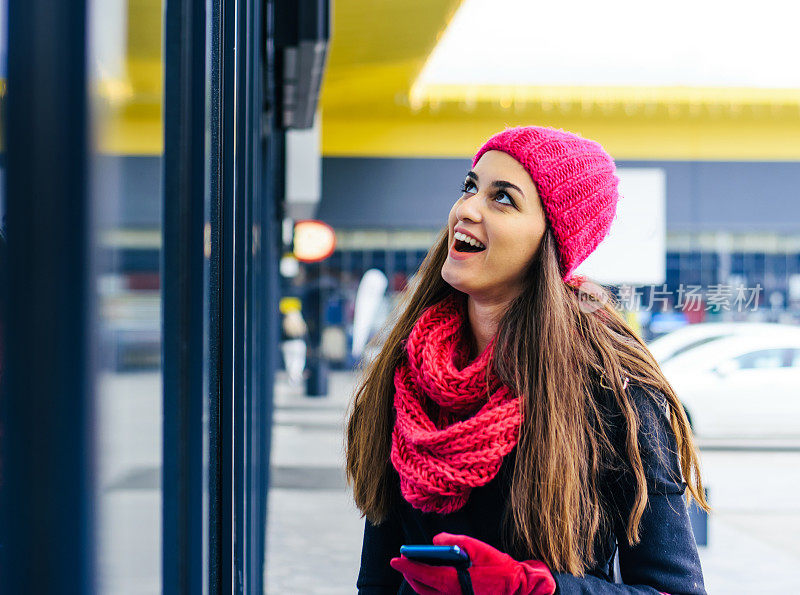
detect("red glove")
[390,532,557,595]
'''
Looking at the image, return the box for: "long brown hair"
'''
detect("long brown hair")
[345,225,710,575]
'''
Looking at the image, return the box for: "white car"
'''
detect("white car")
[660,334,800,439]
[647,321,800,365]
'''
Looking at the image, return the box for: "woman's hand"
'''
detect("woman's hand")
[390,532,557,595]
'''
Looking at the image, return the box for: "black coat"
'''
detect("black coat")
[356,381,707,594]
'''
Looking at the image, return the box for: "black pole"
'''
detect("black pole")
[161,0,207,592]
[0,0,95,592]
[220,0,238,587]
[304,264,330,397]
[261,0,283,586]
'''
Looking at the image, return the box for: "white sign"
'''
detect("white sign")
[286,112,321,204]
[576,167,666,286]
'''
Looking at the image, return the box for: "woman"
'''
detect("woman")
[346,126,709,594]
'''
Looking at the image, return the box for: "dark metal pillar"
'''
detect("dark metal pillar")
[161,0,208,592]
[0,0,95,592]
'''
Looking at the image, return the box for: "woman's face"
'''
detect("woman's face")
[441,150,548,302]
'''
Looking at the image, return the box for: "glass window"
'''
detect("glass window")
[734,348,787,370]
[663,334,730,362]
[786,348,800,368]
[89,0,164,592]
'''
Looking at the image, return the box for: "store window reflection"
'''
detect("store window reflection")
[90,0,163,592]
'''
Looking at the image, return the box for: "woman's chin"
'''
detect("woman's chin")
[441,268,473,295]
[440,267,459,290]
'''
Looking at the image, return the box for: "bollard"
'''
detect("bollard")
[306,354,329,397]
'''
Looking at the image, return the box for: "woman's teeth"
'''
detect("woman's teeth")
[454,231,485,250]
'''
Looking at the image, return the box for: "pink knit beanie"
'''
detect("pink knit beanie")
[472,126,620,283]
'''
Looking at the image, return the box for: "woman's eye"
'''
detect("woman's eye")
[495,192,514,206]
[458,181,514,207]
[460,180,476,194]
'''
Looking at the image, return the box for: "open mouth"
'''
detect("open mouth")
[453,235,486,253]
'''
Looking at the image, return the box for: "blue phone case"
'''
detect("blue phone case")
[399,545,471,567]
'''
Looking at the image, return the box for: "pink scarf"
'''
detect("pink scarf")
[390,293,522,514]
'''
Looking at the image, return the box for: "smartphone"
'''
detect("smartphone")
[399,545,471,567]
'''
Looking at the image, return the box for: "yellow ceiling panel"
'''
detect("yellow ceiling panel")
[325,1,461,66]
[322,111,800,161]
[320,0,463,112]
[94,0,163,155]
[91,0,800,160]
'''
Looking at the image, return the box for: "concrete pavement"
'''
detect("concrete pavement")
[91,369,800,593]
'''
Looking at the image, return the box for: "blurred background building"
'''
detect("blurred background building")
[304,0,800,352]
[6,0,794,374]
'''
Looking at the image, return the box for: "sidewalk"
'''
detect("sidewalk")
[266,369,800,594]
[267,370,363,594]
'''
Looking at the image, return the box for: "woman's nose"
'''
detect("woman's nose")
[455,193,483,223]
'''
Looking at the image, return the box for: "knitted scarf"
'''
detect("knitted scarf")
[390,292,522,514]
